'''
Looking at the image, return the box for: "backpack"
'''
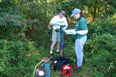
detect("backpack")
[53,56,70,71]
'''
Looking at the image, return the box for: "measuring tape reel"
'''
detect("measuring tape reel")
[62,65,73,76]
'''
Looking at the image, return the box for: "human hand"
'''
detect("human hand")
[53,24,60,30]
[72,31,76,35]
[56,23,60,26]
[62,27,67,31]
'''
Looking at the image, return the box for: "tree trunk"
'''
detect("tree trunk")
[93,0,97,21]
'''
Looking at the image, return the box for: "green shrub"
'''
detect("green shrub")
[88,16,116,39]
[0,40,42,77]
[0,13,28,40]
[85,33,116,54]
[82,16,116,76]
[84,49,116,76]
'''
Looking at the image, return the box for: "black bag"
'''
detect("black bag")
[53,56,70,71]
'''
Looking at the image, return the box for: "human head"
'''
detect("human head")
[59,11,66,19]
[71,9,84,19]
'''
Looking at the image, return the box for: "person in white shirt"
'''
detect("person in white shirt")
[49,11,68,58]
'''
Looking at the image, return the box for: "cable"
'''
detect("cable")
[32,60,46,77]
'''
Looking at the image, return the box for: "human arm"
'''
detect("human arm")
[64,17,68,28]
[62,18,68,31]
[76,19,88,35]
[49,16,57,26]
[49,23,56,26]
[77,30,88,35]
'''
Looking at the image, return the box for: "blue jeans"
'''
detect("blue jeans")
[75,35,87,67]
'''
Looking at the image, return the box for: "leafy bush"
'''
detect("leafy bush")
[88,15,116,39]
[85,34,116,54]
[82,16,116,76]
[83,49,116,76]
[0,13,28,40]
[0,0,116,77]
[0,40,42,77]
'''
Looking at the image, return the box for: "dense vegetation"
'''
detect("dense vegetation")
[0,0,116,77]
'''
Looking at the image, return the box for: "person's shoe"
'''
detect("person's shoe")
[50,51,53,54]
[50,51,53,59]
[73,66,80,70]
[50,54,53,59]
[56,50,59,53]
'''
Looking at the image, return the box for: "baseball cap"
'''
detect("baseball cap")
[70,9,81,17]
